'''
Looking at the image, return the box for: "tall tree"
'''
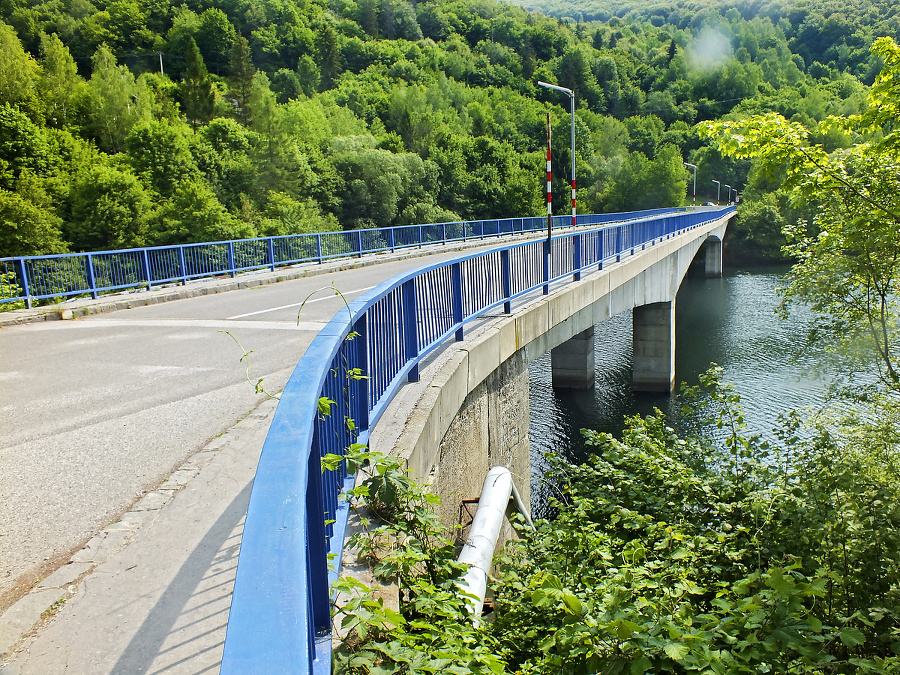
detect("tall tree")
[0,188,66,256]
[0,22,42,120]
[196,8,236,75]
[39,33,84,129]
[228,32,255,123]
[67,163,151,250]
[181,37,215,129]
[83,45,151,153]
[317,22,340,92]
[700,37,900,393]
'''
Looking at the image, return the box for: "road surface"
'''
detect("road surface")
[0,244,508,610]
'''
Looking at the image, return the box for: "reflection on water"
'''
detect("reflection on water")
[529,267,830,516]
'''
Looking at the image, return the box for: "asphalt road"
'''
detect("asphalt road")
[0,245,506,609]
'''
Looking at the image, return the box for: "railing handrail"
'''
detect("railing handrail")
[219,207,736,674]
[0,208,686,308]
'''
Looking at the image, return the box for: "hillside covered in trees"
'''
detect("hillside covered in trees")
[0,0,893,258]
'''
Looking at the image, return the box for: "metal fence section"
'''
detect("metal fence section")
[0,209,682,308]
[219,207,735,674]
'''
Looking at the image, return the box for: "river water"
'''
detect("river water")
[528,266,832,512]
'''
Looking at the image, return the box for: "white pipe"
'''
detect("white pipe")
[509,477,534,530]
[457,466,533,623]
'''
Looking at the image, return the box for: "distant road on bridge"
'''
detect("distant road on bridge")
[0,241,511,609]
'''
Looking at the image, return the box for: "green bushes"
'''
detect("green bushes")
[334,369,900,673]
[490,370,900,673]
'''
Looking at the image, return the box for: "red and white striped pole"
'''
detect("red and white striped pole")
[546,112,552,242]
[538,81,576,233]
[571,172,576,229]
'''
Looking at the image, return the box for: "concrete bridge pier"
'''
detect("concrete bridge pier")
[704,237,723,277]
[551,327,595,389]
[632,301,675,393]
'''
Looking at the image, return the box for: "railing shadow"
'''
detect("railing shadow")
[110,481,253,675]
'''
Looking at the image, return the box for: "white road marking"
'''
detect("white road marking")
[226,285,376,320]
[16,319,327,331]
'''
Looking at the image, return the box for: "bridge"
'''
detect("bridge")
[0,206,733,672]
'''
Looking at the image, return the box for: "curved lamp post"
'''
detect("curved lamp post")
[712,179,721,205]
[538,81,576,230]
[684,162,697,207]
[724,184,732,204]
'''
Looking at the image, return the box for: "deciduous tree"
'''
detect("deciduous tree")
[700,37,900,392]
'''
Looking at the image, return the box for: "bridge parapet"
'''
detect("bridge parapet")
[220,207,735,674]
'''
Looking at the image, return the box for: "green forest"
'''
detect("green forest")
[1,0,894,259]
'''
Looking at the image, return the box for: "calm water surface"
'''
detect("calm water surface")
[528,267,831,511]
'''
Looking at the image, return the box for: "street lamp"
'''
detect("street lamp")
[712,179,721,205]
[684,162,697,207]
[538,81,576,231]
[724,184,732,204]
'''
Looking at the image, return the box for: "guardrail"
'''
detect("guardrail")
[0,209,681,308]
[219,206,735,674]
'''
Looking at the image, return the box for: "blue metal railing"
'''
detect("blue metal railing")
[0,209,681,308]
[219,207,735,674]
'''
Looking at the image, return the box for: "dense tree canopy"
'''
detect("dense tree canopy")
[0,0,892,257]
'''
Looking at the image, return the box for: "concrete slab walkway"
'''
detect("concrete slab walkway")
[0,397,275,674]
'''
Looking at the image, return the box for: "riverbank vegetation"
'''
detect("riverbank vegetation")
[701,35,900,395]
[333,367,900,672]
[1,0,894,260]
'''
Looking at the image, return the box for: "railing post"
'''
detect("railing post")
[442,222,447,243]
[573,233,582,282]
[597,230,603,270]
[228,242,237,278]
[353,315,370,432]
[543,239,550,295]
[451,262,464,341]
[357,230,363,257]
[401,280,419,382]
[616,226,623,262]
[389,228,396,252]
[501,248,512,314]
[418,225,423,248]
[142,250,152,289]
[268,238,276,272]
[178,246,187,285]
[86,253,98,299]
[16,258,32,309]
[316,234,323,263]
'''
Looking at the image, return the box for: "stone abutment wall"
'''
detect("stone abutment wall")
[430,349,531,547]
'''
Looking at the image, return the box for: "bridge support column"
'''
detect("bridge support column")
[704,238,723,278]
[633,302,674,393]
[551,327,594,389]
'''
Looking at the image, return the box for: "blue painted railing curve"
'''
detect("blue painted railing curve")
[220,207,735,674]
[0,209,680,308]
